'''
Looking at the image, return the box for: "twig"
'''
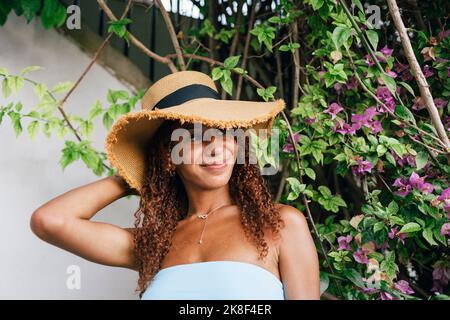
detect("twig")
[155,0,186,71]
[58,0,133,111]
[97,0,177,73]
[386,0,450,150]
[236,0,257,100]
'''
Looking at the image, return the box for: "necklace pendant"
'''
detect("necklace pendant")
[197,214,208,219]
[198,240,203,244]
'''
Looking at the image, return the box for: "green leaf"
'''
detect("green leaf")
[332,25,351,50]
[34,83,48,100]
[399,81,415,96]
[41,0,67,29]
[21,0,41,22]
[80,120,94,138]
[398,222,421,234]
[309,0,325,11]
[211,67,223,81]
[224,55,241,69]
[343,269,365,288]
[319,272,329,295]
[102,112,114,130]
[0,67,9,75]
[27,120,40,139]
[415,151,428,171]
[2,77,11,98]
[232,67,246,75]
[59,141,80,169]
[286,177,306,200]
[394,104,416,124]
[422,228,438,246]
[304,168,316,180]
[9,76,24,94]
[380,251,399,280]
[318,185,332,197]
[21,65,43,75]
[51,81,74,94]
[8,111,22,137]
[220,71,233,96]
[366,30,379,50]
[88,100,103,121]
[380,73,397,96]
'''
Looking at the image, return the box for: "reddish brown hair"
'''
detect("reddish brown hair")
[132,120,284,298]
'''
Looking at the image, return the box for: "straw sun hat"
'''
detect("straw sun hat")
[104,70,285,195]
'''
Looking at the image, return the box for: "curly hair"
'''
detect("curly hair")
[132,120,285,298]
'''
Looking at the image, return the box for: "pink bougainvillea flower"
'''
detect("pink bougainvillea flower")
[376,86,396,113]
[437,187,450,214]
[353,248,369,264]
[394,280,415,295]
[394,61,408,73]
[431,261,450,293]
[282,132,301,153]
[333,120,356,135]
[386,70,397,78]
[367,120,383,134]
[438,29,450,40]
[352,158,373,176]
[324,102,343,120]
[409,172,434,194]
[334,82,343,95]
[350,107,381,134]
[391,151,416,168]
[346,75,358,90]
[393,172,434,196]
[394,62,413,81]
[393,176,412,197]
[380,292,397,300]
[440,223,450,237]
[337,235,353,251]
[360,287,378,294]
[388,226,407,244]
[304,117,316,125]
[434,98,448,109]
[423,65,434,78]
[447,67,450,78]
[445,116,450,132]
[380,45,394,58]
[364,54,375,67]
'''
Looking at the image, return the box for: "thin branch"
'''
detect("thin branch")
[386,0,450,150]
[58,0,134,111]
[236,0,257,100]
[97,0,177,73]
[155,0,186,71]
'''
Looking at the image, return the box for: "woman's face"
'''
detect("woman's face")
[172,124,238,190]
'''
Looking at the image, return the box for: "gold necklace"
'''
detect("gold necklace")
[196,203,231,244]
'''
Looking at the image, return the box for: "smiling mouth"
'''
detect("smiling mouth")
[200,162,227,169]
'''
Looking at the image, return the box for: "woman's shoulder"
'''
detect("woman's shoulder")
[274,203,307,226]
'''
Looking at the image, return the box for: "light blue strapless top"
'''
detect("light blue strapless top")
[141,261,285,300]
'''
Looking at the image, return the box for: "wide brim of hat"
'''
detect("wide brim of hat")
[105,97,286,195]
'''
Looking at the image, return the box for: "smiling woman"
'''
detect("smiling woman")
[30,70,320,300]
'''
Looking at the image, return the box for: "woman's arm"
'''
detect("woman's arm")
[276,204,321,300]
[30,174,138,271]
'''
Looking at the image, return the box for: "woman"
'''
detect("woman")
[30,71,320,300]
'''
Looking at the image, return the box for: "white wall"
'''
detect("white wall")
[0,14,140,299]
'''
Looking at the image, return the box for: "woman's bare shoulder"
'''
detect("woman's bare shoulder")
[274,203,307,225]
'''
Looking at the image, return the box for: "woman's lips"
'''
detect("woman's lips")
[200,162,227,169]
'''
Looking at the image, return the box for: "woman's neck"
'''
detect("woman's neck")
[185,184,234,216]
